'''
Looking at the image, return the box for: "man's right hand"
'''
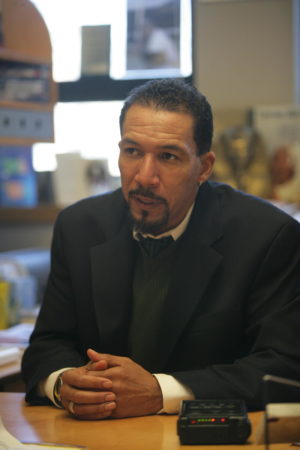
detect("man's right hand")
[59,361,117,420]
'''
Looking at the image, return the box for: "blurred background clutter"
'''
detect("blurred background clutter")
[0,0,300,331]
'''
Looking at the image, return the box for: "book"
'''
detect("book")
[0,323,34,344]
[0,280,10,329]
[0,344,21,366]
[0,146,37,207]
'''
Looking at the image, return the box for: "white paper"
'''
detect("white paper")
[0,347,21,366]
[0,416,23,449]
[267,402,300,417]
[0,324,34,344]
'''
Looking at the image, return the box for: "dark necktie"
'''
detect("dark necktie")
[138,235,174,257]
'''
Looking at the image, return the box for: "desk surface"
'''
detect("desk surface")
[0,393,291,450]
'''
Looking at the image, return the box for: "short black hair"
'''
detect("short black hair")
[119,79,213,155]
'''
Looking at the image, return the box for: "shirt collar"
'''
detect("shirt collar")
[133,203,194,242]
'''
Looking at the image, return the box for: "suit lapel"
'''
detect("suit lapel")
[155,182,224,369]
[90,217,136,355]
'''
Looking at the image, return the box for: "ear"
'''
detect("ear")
[197,151,216,184]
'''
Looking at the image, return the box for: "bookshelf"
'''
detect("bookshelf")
[0,0,57,215]
[0,205,61,224]
[0,0,56,146]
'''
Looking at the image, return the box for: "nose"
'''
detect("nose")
[134,155,159,187]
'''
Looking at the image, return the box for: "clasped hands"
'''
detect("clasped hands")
[59,349,163,420]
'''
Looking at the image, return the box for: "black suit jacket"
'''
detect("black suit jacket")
[22,181,300,410]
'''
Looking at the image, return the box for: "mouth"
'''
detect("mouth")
[129,189,167,209]
[133,195,162,207]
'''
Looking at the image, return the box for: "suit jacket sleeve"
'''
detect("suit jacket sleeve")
[171,216,300,410]
[21,209,89,403]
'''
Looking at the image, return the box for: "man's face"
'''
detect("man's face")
[118,104,215,235]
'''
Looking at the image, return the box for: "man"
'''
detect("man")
[22,79,300,420]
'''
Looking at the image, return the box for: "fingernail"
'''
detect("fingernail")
[105,393,115,402]
[105,402,116,411]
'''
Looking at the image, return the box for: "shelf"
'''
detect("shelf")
[0,100,56,111]
[0,48,50,65]
[0,107,55,144]
[0,205,61,224]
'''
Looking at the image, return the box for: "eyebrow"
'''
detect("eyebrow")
[120,138,138,145]
[120,137,185,153]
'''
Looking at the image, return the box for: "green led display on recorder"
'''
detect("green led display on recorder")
[177,399,251,445]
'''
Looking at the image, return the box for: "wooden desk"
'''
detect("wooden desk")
[0,393,291,450]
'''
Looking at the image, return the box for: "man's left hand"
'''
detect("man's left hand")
[86,348,163,418]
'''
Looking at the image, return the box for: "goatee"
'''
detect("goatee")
[128,187,169,235]
[131,208,170,235]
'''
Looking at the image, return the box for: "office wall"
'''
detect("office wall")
[193,0,294,132]
[194,0,293,107]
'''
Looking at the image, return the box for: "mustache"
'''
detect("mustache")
[128,188,167,204]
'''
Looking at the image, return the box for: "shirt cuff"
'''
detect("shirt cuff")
[38,368,73,408]
[153,373,195,414]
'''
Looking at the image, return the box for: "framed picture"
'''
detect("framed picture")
[110,0,192,80]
